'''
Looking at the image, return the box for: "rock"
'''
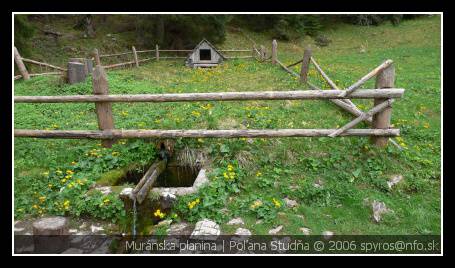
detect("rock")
[284,198,298,208]
[67,62,86,85]
[234,228,252,236]
[79,222,88,229]
[95,186,112,195]
[69,229,78,234]
[372,200,389,223]
[61,248,84,254]
[106,33,112,37]
[300,227,311,235]
[387,175,403,189]
[227,217,244,225]
[167,222,192,236]
[190,219,220,240]
[156,219,172,227]
[90,225,104,233]
[314,178,324,188]
[322,231,334,239]
[14,227,25,232]
[160,192,176,210]
[314,34,332,47]
[32,216,69,253]
[90,239,112,254]
[119,187,133,200]
[268,225,283,235]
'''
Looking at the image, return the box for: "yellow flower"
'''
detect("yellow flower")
[191,110,201,117]
[250,200,262,209]
[197,138,204,143]
[112,151,120,157]
[154,119,161,124]
[63,200,70,210]
[39,196,46,203]
[71,161,77,166]
[48,183,53,189]
[61,178,67,184]
[67,182,75,189]
[423,122,430,129]
[223,172,229,179]
[42,171,49,176]
[272,198,281,208]
[227,164,234,171]
[256,171,262,177]
[32,204,39,209]
[56,170,63,175]
[103,198,110,204]
[121,111,129,117]
[66,170,74,175]
[154,209,165,219]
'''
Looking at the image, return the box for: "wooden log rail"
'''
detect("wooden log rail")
[14,89,404,103]
[21,58,67,71]
[14,129,400,139]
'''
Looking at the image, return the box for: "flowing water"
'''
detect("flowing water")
[132,198,137,238]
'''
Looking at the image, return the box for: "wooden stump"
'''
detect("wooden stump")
[132,46,139,67]
[300,47,312,83]
[67,62,86,84]
[371,64,395,147]
[32,216,69,253]
[272,40,277,64]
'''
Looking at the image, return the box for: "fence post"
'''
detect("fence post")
[260,45,266,61]
[93,48,101,66]
[371,64,395,147]
[132,46,139,67]
[92,51,115,148]
[14,47,30,80]
[300,47,312,83]
[156,44,160,61]
[271,40,277,64]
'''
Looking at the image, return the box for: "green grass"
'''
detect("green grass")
[14,15,441,235]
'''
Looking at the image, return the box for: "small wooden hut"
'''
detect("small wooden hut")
[185,39,225,68]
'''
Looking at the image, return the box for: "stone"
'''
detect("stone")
[90,239,112,254]
[300,227,311,235]
[190,219,220,240]
[90,225,104,233]
[227,217,244,225]
[160,192,176,210]
[119,187,133,199]
[79,222,88,229]
[387,175,403,189]
[268,225,283,235]
[32,216,69,253]
[322,231,334,239]
[167,222,192,236]
[234,228,251,236]
[372,200,389,223]
[156,219,172,227]
[14,227,25,232]
[95,186,112,195]
[67,62,86,84]
[284,197,298,208]
[314,179,324,188]
[69,229,78,234]
[61,248,84,254]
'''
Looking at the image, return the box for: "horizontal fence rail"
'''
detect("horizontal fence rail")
[14,89,404,103]
[14,129,400,139]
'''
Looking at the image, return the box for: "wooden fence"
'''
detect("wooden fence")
[269,39,402,148]
[14,47,66,80]
[14,57,404,148]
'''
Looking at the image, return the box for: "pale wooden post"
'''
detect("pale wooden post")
[260,45,266,61]
[155,44,160,61]
[14,47,30,80]
[132,46,139,67]
[371,64,395,147]
[300,47,312,83]
[93,48,101,66]
[92,52,115,148]
[271,40,277,64]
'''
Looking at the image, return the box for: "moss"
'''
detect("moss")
[96,169,126,186]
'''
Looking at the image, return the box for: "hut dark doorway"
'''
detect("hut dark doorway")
[200,49,211,61]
